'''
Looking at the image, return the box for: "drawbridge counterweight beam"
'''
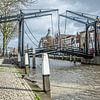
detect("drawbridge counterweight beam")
[0,9,58,23]
[59,14,87,24]
[66,10,96,21]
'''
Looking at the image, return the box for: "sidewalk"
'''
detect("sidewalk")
[0,64,35,100]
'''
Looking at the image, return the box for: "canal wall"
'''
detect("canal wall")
[48,55,81,62]
[0,57,18,65]
[81,56,100,65]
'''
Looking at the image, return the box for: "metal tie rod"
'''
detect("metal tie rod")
[24,13,52,20]
[23,9,58,17]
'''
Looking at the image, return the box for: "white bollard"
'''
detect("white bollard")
[42,53,50,92]
[25,52,29,74]
[18,52,21,66]
[29,56,33,68]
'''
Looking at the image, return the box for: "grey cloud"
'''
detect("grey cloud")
[27,0,100,34]
[10,0,100,47]
[59,0,100,14]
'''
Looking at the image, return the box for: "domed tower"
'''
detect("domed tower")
[45,29,54,48]
[46,29,52,37]
[40,29,54,48]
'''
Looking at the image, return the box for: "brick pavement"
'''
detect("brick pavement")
[0,65,35,100]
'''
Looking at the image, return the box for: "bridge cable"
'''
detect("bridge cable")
[57,10,61,48]
[57,10,60,35]
[24,21,39,43]
[64,12,67,34]
[25,31,38,47]
[51,14,54,35]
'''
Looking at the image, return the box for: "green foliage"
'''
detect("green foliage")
[0,0,36,53]
[34,93,41,100]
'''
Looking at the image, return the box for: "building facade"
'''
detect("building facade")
[40,29,54,49]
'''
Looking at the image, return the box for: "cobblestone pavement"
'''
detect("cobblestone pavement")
[0,65,34,100]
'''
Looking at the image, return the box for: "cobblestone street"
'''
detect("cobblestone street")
[0,65,35,100]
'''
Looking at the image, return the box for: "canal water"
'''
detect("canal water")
[30,58,100,100]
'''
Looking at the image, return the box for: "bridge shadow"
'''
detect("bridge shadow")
[0,86,32,91]
[0,86,44,92]
[23,76,44,92]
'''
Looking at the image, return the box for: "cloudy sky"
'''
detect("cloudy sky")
[8,0,100,48]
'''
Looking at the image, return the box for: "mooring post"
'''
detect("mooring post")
[70,55,72,61]
[28,48,33,68]
[42,53,50,93]
[18,52,21,66]
[29,54,33,68]
[25,52,29,74]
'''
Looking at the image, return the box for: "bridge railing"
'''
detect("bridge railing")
[60,46,94,57]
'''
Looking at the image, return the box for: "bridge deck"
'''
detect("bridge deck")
[35,47,93,59]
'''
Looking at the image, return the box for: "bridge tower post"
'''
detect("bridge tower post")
[86,24,88,55]
[18,10,25,68]
[21,13,25,68]
[18,17,22,67]
[94,22,97,56]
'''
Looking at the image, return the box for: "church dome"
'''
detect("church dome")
[46,29,52,37]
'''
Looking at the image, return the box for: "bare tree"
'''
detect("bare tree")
[0,0,36,56]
